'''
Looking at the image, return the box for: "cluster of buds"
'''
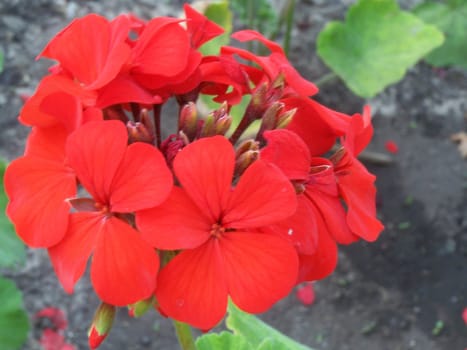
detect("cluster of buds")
[4,4,383,347]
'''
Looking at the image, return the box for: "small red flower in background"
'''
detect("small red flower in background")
[36,307,75,350]
[48,120,173,306]
[385,140,399,154]
[296,282,316,306]
[137,136,299,330]
[462,307,467,325]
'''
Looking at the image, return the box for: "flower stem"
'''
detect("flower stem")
[173,320,196,350]
[315,72,338,87]
[153,104,162,148]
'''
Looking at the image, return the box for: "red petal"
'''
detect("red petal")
[19,75,96,128]
[297,226,338,283]
[110,142,172,212]
[335,155,384,241]
[95,75,162,108]
[462,307,467,325]
[5,157,76,247]
[385,140,399,154]
[223,160,297,228]
[295,282,315,306]
[132,18,190,77]
[66,121,127,204]
[91,216,159,306]
[184,3,224,48]
[40,14,131,89]
[156,239,228,330]
[286,98,351,156]
[25,125,68,161]
[261,129,311,180]
[173,136,234,222]
[137,187,211,250]
[343,105,374,157]
[220,232,298,313]
[48,212,101,293]
[262,195,318,255]
[232,30,284,54]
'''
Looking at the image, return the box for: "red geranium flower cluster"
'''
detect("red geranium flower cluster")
[5,3,383,338]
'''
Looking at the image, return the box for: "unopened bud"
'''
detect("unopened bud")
[235,150,259,176]
[88,303,116,350]
[215,115,232,135]
[179,102,198,141]
[127,120,154,144]
[128,296,155,318]
[235,139,259,158]
[250,83,268,110]
[201,113,216,137]
[259,102,284,132]
[276,107,296,129]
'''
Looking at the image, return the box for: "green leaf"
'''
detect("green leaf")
[226,303,314,350]
[413,0,467,69]
[317,0,444,98]
[200,1,233,56]
[196,331,252,350]
[0,160,26,267]
[0,277,29,350]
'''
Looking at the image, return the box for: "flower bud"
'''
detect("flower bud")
[235,139,259,158]
[179,102,198,141]
[259,102,284,133]
[127,121,154,144]
[88,303,116,350]
[128,296,155,318]
[235,150,259,176]
[276,107,296,129]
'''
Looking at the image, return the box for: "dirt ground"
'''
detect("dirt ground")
[0,0,466,349]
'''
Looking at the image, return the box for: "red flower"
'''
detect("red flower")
[39,14,132,90]
[5,126,77,247]
[136,136,298,329]
[48,120,173,306]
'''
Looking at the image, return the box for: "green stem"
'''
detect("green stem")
[173,320,196,350]
[283,0,296,57]
[314,72,338,87]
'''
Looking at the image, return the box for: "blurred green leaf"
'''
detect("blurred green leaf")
[0,160,26,267]
[317,0,444,98]
[413,0,467,69]
[0,51,4,73]
[230,0,279,37]
[0,277,29,350]
[200,1,233,55]
[196,331,251,350]
[226,302,314,350]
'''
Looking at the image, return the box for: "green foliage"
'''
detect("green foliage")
[230,0,279,37]
[200,1,233,55]
[413,0,467,69]
[0,277,29,350]
[317,0,444,98]
[0,50,3,73]
[196,331,251,350]
[0,160,26,268]
[196,303,314,350]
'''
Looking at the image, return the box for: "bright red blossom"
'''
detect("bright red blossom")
[48,120,173,306]
[137,136,299,329]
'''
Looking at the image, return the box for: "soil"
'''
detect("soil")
[0,1,466,350]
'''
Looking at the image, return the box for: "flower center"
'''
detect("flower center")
[210,223,225,239]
